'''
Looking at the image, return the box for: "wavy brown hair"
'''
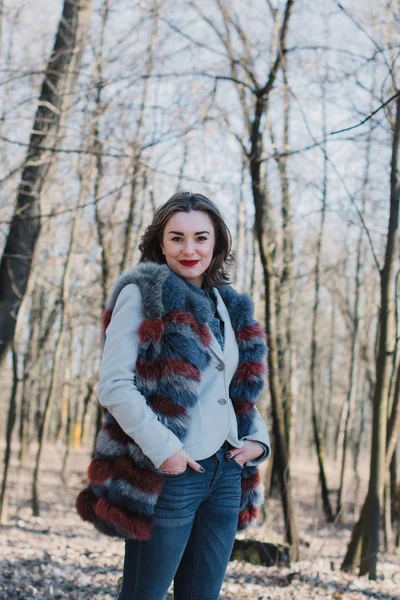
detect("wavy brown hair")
[138,191,235,287]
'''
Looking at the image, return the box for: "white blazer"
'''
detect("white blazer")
[97,283,271,469]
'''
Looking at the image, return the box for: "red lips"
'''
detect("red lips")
[179,260,200,266]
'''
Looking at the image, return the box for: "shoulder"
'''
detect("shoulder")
[114,283,142,311]
[106,262,169,315]
[102,283,144,338]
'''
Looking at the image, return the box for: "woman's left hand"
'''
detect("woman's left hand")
[226,440,264,466]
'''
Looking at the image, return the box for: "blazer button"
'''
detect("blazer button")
[216,363,225,371]
[218,397,227,405]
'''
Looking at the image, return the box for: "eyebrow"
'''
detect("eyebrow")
[168,230,210,235]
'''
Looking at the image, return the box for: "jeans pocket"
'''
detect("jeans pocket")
[232,459,244,470]
[162,467,189,478]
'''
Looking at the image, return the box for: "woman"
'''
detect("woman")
[76,191,270,600]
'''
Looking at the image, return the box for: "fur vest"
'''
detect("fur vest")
[76,262,268,540]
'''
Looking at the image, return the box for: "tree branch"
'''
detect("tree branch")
[330,91,400,135]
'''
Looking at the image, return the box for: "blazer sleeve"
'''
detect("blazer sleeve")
[96,283,184,469]
[242,406,271,467]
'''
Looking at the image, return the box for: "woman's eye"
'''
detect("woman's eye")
[171,236,208,242]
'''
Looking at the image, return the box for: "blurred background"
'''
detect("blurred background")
[0,0,399,596]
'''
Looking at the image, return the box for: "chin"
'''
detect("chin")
[182,268,202,278]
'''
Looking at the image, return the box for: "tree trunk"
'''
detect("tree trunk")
[342,95,400,579]
[251,92,299,558]
[0,346,18,523]
[387,267,400,540]
[0,0,93,367]
[32,163,85,515]
[32,325,67,515]
[323,302,335,451]
[384,357,400,547]
[254,186,299,558]
[80,381,95,445]
[246,0,298,558]
[352,375,368,521]
[18,272,41,462]
[359,96,400,579]
[233,160,246,288]
[336,107,372,519]
[61,331,73,483]
[90,0,113,450]
[309,71,334,523]
[119,4,157,273]
[271,70,296,456]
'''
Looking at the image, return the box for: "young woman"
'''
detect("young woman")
[76,191,270,600]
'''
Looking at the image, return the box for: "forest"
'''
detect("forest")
[0,0,399,598]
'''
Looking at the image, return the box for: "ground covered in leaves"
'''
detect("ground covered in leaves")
[0,446,399,599]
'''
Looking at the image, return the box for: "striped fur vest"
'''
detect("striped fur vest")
[76,261,268,540]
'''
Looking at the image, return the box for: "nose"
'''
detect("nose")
[182,241,196,256]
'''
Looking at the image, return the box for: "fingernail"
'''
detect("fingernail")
[199,466,205,472]
[225,452,232,458]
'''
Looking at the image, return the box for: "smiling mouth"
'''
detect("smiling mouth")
[179,260,200,266]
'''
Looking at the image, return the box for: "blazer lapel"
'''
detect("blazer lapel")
[206,288,235,363]
[207,326,224,361]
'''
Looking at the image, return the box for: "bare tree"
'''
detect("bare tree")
[32,191,85,515]
[0,344,18,522]
[227,0,300,558]
[336,84,375,520]
[0,0,93,367]
[270,68,296,457]
[342,95,400,579]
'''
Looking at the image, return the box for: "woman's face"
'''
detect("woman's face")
[160,210,216,287]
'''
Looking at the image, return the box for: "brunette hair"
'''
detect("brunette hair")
[138,191,235,287]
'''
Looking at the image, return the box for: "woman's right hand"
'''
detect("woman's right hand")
[160,449,205,474]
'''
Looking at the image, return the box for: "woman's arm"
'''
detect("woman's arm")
[96,283,184,469]
[241,406,271,466]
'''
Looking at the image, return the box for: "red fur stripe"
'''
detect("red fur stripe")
[238,506,259,527]
[241,470,262,493]
[233,361,266,382]
[138,318,164,343]
[160,358,201,380]
[104,422,132,445]
[164,311,212,346]
[102,309,112,335]
[136,357,160,380]
[88,457,164,494]
[235,323,266,342]
[95,496,154,540]
[88,459,113,484]
[75,488,98,522]
[231,398,254,416]
[136,357,201,382]
[164,310,198,326]
[113,457,164,493]
[148,395,187,417]
[198,323,212,346]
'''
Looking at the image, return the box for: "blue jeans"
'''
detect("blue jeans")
[118,441,242,600]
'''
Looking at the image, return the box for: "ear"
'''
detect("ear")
[160,244,165,256]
